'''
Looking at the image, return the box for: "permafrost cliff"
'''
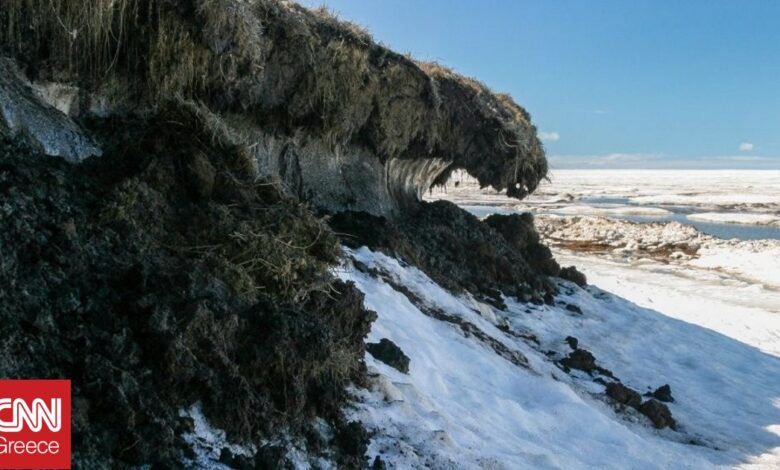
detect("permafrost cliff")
[0,1,582,467]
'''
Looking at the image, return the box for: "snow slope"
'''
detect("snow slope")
[341,247,780,469]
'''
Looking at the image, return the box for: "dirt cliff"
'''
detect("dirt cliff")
[0,1,554,467]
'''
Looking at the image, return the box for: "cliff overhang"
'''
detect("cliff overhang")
[0,0,547,215]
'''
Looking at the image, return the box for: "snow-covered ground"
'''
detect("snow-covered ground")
[338,169,780,468]
[340,247,780,469]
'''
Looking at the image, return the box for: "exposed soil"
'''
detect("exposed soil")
[366,339,411,374]
[330,202,557,308]
[0,116,375,468]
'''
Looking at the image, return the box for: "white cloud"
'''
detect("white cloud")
[739,142,755,152]
[539,131,560,142]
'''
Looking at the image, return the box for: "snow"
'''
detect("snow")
[691,242,780,291]
[340,247,780,469]
[179,404,256,469]
[629,193,780,207]
[178,405,336,469]
[688,212,780,227]
[536,214,706,251]
[555,204,672,216]
[426,170,780,230]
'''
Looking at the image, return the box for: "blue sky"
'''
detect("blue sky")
[299,0,780,169]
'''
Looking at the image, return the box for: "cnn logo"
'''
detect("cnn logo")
[0,380,70,469]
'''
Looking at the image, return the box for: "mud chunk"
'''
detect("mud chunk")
[561,349,596,372]
[559,266,587,287]
[606,382,642,409]
[651,384,674,402]
[565,303,583,314]
[640,399,677,429]
[367,338,410,374]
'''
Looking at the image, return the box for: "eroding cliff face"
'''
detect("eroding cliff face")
[0,2,556,467]
[0,0,547,215]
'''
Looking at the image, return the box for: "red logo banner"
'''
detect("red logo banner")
[0,380,71,469]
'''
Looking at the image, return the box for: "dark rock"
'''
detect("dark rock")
[564,336,578,350]
[652,384,674,403]
[606,382,642,409]
[565,303,583,314]
[640,399,677,430]
[561,349,596,372]
[367,338,410,374]
[559,266,587,287]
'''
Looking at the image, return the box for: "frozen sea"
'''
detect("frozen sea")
[431,169,780,241]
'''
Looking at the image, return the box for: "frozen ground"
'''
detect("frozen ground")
[340,247,780,469]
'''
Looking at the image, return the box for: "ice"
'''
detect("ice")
[555,205,672,216]
[688,212,780,227]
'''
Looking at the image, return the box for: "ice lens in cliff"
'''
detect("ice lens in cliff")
[0,380,70,469]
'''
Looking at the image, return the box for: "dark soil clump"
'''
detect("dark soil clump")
[484,213,561,276]
[565,303,583,314]
[330,202,557,307]
[606,382,643,409]
[561,349,597,373]
[560,266,588,287]
[0,116,375,468]
[651,384,675,403]
[640,399,677,430]
[367,338,411,374]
